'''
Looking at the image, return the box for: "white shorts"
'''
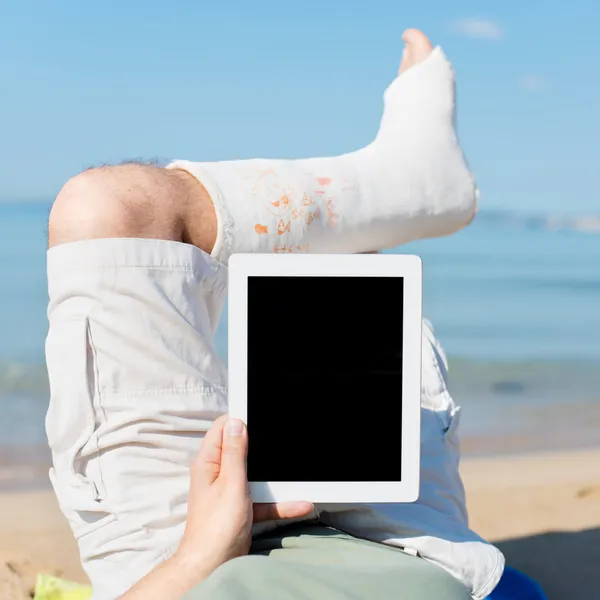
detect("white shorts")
[45,238,502,600]
[46,239,229,598]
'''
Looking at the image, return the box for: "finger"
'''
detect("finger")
[253,501,314,523]
[219,418,248,488]
[191,415,228,487]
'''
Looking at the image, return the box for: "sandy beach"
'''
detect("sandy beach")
[1,448,599,600]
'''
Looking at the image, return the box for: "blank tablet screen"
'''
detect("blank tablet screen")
[246,276,404,483]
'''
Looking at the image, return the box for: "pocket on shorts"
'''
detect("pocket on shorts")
[46,317,116,539]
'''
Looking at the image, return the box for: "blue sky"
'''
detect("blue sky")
[0,0,598,213]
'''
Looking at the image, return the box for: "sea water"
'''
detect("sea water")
[1,202,599,456]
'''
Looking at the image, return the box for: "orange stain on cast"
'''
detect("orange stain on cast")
[277,219,291,235]
[327,200,338,226]
[306,208,321,225]
[274,244,309,254]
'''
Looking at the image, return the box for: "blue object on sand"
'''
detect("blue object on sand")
[486,566,548,600]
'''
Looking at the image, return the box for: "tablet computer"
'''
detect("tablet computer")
[228,253,422,503]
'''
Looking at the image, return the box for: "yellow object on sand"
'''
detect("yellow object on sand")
[33,574,93,600]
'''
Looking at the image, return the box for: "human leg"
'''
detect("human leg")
[48,162,217,251]
[183,525,471,600]
[313,319,504,599]
[46,165,229,598]
[51,30,474,265]
[46,27,481,599]
[169,30,476,263]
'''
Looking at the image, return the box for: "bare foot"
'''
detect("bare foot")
[399,29,434,74]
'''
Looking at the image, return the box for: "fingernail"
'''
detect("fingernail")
[226,418,244,436]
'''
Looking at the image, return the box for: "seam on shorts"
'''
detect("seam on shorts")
[68,265,199,271]
[471,550,505,600]
[53,262,226,273]
[101,385,228,398]
[66,262,228,294]
[86,313,109,501]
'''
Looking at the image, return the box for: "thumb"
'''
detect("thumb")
[219,418,248,487]
[191,415,228,487]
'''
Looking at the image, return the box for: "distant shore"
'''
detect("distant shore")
[3,201,600,234]
[3,395,600,495]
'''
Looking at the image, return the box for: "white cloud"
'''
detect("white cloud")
[519,75,547,92]
[451,18,504,41]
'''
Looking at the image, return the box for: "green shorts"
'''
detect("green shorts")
[184,525,471,600]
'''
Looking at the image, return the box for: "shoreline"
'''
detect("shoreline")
[1,446,599,599]
[3,428,600,494]
[3,391,600,494]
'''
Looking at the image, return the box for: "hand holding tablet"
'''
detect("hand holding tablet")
[228,253,422,503]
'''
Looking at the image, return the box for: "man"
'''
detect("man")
[46,29,503,599]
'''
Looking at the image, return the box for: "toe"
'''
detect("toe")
[399,29,434,74]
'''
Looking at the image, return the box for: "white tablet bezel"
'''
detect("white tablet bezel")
[228,253,422,503]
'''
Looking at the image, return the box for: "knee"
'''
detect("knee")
[49,167,125,247]
[48,164,185,247]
